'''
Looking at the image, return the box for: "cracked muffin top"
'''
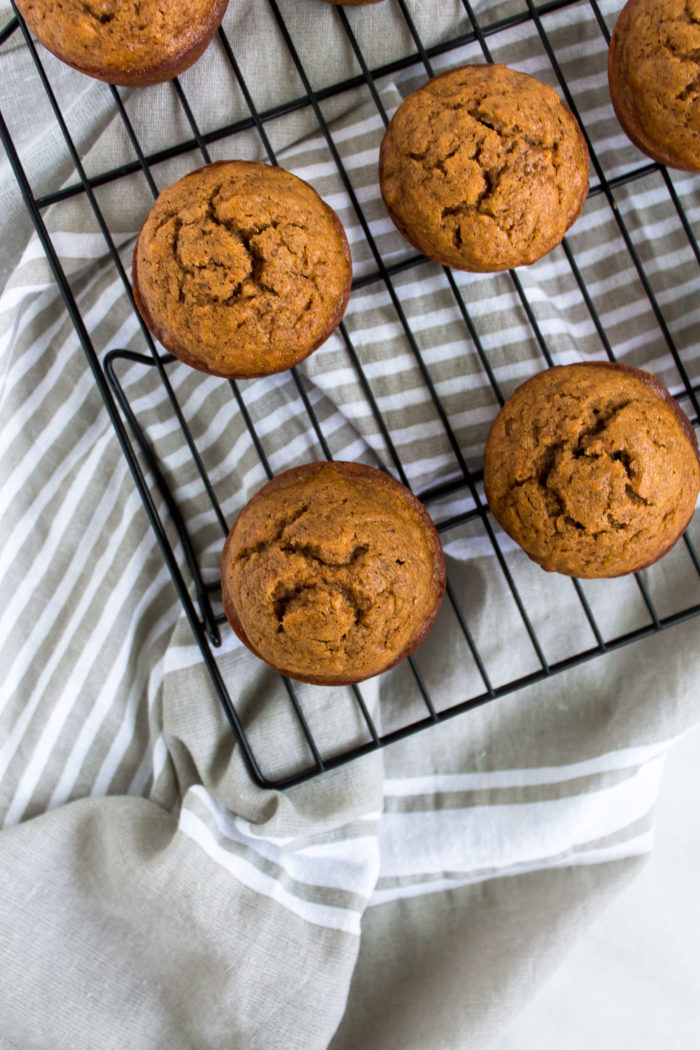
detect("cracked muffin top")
[14,0,228,86]
[483,362,700,578]
[220,461,446,685]
[378,63,589,272]
[608,0,700,171]
[133,161,352,378]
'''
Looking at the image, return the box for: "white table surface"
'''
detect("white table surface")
[493,721,700,1049]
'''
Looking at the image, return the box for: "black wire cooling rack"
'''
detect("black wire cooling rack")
[2,0,700,789]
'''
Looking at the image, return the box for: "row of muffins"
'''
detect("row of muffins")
[132,59,592,384]
[18,0,700,685]
[14,0,700,180]
[221,362,700,686]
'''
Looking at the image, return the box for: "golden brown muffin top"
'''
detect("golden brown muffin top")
[15,0,226,85]
[221,462,446,685]
[379,64,589,272]
[608,0,700,171]
[483,363,700,578]
[133,161,352,379]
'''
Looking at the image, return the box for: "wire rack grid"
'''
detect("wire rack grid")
[1,0,699,789]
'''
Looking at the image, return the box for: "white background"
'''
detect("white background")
[494,722,700,1048]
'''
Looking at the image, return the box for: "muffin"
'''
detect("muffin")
[220,461,446,685]
[378,63,590,272]
[133,160,352,379]
[483,362,700,578]
[14,0,228,87]
[608,0,700,172]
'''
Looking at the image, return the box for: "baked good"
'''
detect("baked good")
[483,362,700,578]
[378,63,590,272]
[133,160,352,379]
[220,461,446,685]
[608,0,700,171]
[14,0,228,87]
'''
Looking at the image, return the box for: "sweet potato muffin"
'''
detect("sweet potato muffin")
[14,0,228,87]
[608,0,700,171]
[378,63,590,272]
[220,461,446,685]
[133,160,352,379]
[483,362,700,578]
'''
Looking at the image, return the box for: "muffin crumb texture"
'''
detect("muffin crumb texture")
[379,64,589,271]
[484,365,700,577]
[221,463,445,683]
[609,0,700,170]
[134,162,351,377]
